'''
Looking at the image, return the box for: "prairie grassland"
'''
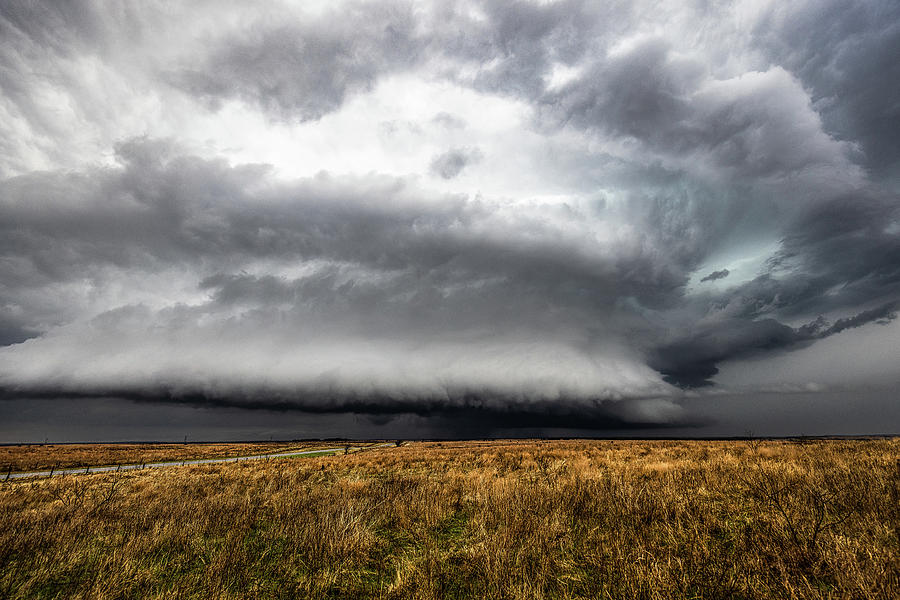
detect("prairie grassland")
[1,439,898,599]
[0,442,341,473]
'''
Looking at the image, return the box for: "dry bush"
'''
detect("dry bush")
[0,439,897,599]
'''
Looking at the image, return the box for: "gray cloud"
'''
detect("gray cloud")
[163,0,608,122]
[435,0,603,96]
[0,139,693,309]
[538,40,860,190]
[649,302,899,388]
[166,3,424,122]
[700,269,729,283]
[429,147,483,179]
[645,188,900,387]
[755,0,900,177]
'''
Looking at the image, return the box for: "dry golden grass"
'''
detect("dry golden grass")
[1,439,898,599]
[0,442,340,473]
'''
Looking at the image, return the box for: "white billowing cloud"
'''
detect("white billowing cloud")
[0,308,671,408]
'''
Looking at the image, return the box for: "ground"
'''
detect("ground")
[1,439,898,599]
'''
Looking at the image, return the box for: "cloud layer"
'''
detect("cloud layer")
[1,0,898,435]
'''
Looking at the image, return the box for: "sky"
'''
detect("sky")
[1,0,899,441]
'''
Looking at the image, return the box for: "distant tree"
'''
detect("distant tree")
[395,440,403,447]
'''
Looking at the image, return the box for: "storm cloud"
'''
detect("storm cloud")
[429,147,483,179]
[165,3,425,122]
[700,269,730,283]
[1,0,898,438]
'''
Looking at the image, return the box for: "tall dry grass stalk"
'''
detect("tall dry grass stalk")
[1,439,897,599]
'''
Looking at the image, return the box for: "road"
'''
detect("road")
[4,444,393,480]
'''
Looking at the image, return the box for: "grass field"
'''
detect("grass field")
[1,439,897,599]
[0,442,343,473]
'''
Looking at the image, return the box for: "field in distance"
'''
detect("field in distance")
[1,439,898,599]
[0,441,353,473]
